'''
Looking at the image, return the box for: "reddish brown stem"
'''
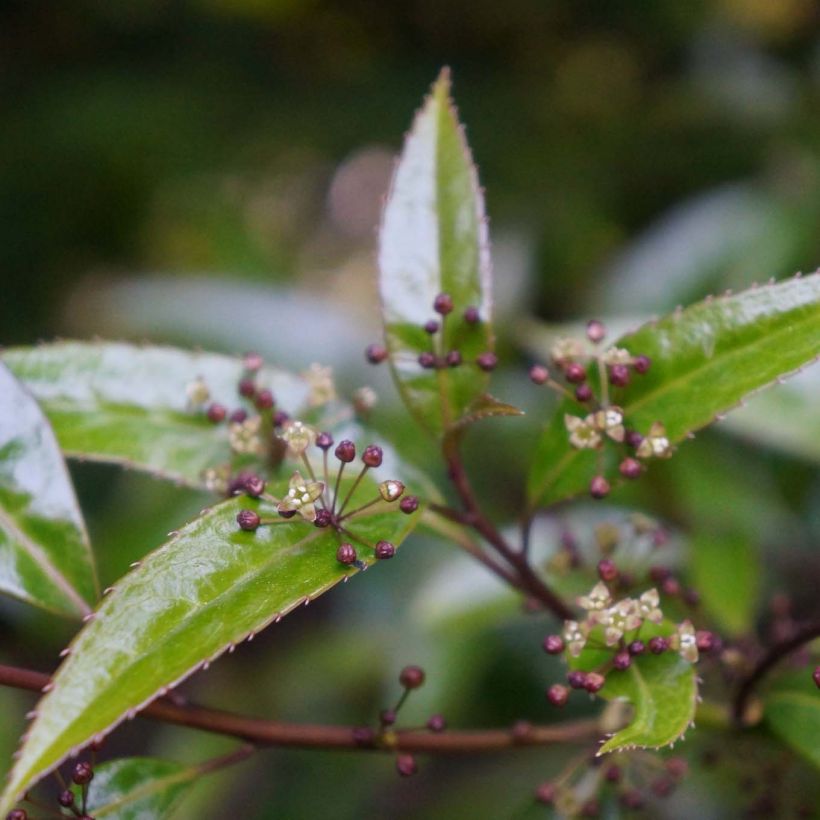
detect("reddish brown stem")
[0,663,598,754]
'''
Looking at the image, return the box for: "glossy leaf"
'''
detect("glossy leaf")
[0,362,97,617]
[528,273,820,508]
[3,342,309,488]
[70,757,196,819]
[764,673,820,770]
[596,652,697,754]
[0,475,421,812]
[690,533,759,635]
[378,69,493,436]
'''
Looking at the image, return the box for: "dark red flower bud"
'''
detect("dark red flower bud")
[511,720,532,741]
[586,320,606,343]
[335,440,356,463]
[547,683,569,706]
[567,670,588,690]
[396,753,418,777]
[7,811,27,820]
[604,763,621,783]
[243,351,263,371]
[565,363,587,384]
[625,430,644,448]
[72,762,94,785]
[609,364,630,387]
[463,306,480,324]
[665,757,688,778]
[229,408,248,424]
[433,292,454,315]
[648,636,668,654]
[243,474,266,498]
[362,444,383,468]
[814,666,820,689]
[336,543,357,565]
[423,319,440,334]
[661,576,681,597]
[315,432,334,450]
[426,714,446,732]
[365,343,388,364]
[476,352,498,371]
[628,640,646,655]
[206,403,227,423]
[619,457,641,479]
[314,509,332,528]
[584,672,606,693]
[418,352,437,369]
[273,409,290,427]
[633,355,652,374]
[542,635,565,655]
[574,384,593,402]
[535,783,556,805]
[255,389,274,410]
[278,508,297,519]
[380,709,397,726]
[589,475,610,499]
[649,565,671,583]
[684,588,701,607]
[58,790,75,807]
[597,558,618,582]
[400,665,425,689]
[238,378,256,398]
[613,651,632,670]
[446,350,462,367]
[237,509,261,532]
[352,726,374,746]
[375,541,395,559]
[529,364,549,384]
[399,495,419,514]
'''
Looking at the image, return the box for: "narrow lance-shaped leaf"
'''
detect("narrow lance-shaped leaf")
[3,342,309,488]
[379,69,494,436]
[0,471,421,813]
[528,273,820,508]
[0,362,97,617]
[69,757,198,819]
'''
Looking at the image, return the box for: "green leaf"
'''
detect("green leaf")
[597,653,697,754]
[0,473,421,812]
[764,674,820,770]
[0,362,97,617]
[378,69,494,436]
[3,342,309,488]
[528,273,820,508]
[71,757,197,819]
[690,533,759,635]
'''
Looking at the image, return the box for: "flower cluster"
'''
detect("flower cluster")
[365,292,495,372]
[529,320,673,499]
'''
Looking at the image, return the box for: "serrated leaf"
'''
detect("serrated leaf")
[3,342,309,488]
[70,757,196,819]
[528,274,820,508]
[0,474,421,812]
[690,533,759,635]
[764,674,820,770]
[378,69,493,437]
[0,362,97,617]
[597,653,697,754]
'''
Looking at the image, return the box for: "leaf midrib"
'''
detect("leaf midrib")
[92,766,196,817]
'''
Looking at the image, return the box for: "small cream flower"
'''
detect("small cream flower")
[636,422,673,459]
[281,420,315,457]
[304,363,337,407]
[601,598,643,646]
[675,620,699,663]
[379,480,405,502]
[202,464,230,494]
[563,620,588,657]
[229,416,264,455]
[277,471,325,522]
[578,582,612,615]
[638,588,663,624]
[594,406,626,443]
[353,386,378,414]
[565,414,603,450]
[551,337,588,363]
[601,347,633,366]
[186,377,210,406]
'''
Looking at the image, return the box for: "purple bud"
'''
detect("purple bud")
[255,389,275,410]
[396,753,418,777]
[365,343,388,364]
[336,543,357,565]
[362,444,383,468]
[696,630,718,653]
[662,576,681,597]
[433,292,454,315]
[380,708,397,726]
[463,306,480,324]
[586,320,606,343]
[564,363,586,384]
[476,352,498,372]
[238,378,256,398]
[633,355,652,374]
[604,763,621,783]
[243,474,266,498]
[529,364,549,385]
[243,351,263,372]
[589,475,610,499]
[418,352,436,369]
[375,540,395,559]
[547,684,569,706]
[584,672,606,693]
[535,783,556,805]
[574,384,593,402]
[229,408,248,424]
[58,790,75,807]
[423,319,440,335]
[72,762,94,785]
[814,666,820,689]
[273,410,290,427]
[609,364,630,387]
[237,509,261,532]
[206,403,227,423]
[613,651,632,670]
[399,665,425,689]
[665,757,688,778]
[625,430,644,448]
[567,670,588,690]
[619,457,642,479]
[628,640,646,656]
[648,636,668,654]
[399,495,419,514]
[315,432,334,450]
[446,350,462,367]
[314,509,332,528]
[542,635,565,655]
[335,440,356,463]
[352,726,374,746]
[426,714,446,732]
[597,558,618,582]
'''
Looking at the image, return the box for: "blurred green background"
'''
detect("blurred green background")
[2,1,819,817]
